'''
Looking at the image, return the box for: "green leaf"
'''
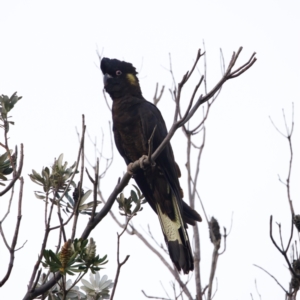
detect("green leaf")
[64,192,74,206]
[132,201,141,215]
[65,269,75,275]
[131,190,138,203]
[49,250,61,265]
[57,154,64,168]
[43,250,50,261]
[82,239,89,248]
[0,173,7,181]
[79,190,92,205]
[0,152,9,164]
[2,167,13,175]
[34,192,46,200]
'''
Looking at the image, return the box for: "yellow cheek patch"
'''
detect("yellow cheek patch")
[126,73,138,86]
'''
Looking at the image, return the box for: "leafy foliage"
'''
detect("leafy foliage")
[42,238,108,276]
[29,155,101,215]
[63,187,101,216]
[0,92,22,131]
[0,93,21,186]
[116,184,146,217]
[29,153,77,194]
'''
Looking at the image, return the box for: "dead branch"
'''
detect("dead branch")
[148,125,157,165]
[269,103,294,216]
[219,227,228,256]
[145,47,256,168]
[0,177,24,287]
[153,83,165,106]
[0,186,15,225]
[253,264,291,295]
[71,116,86,240]
[270,215,297,278]
[103,88,111,111]
[254,279,262,300]
[142,290,171,299]
[110,218,132,300]
[265,105,298,296]
[90,158,99,220]
[144,224,168,254]
[128,223,194,300]
[207,242,220,299]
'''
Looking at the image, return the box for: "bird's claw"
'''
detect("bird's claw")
[127,155,155,175]
[140,155,156,169]
[139,155,148,170]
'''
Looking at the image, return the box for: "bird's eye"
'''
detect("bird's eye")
[116,70,122,76]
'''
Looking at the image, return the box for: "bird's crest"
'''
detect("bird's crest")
[101,58,138,76]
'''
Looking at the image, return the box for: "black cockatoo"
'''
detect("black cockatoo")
[100,57,201,274]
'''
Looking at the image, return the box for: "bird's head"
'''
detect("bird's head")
[100,57,142,99]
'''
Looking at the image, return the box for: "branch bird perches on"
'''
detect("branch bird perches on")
[23,47,256,300]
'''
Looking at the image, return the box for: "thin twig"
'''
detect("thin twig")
[148,125,157,164]
[144,224,168,254]
[110,217,132,300]
[0,177,24,287]
[207,238,221,299]
[0,185,14,224]
[254,279,262,300]
[153,83,165,106]
[254,264,291,295]
[91,158,99,220]
[71,116,86,241]
[142,290,171,300]
[102,89,111,111]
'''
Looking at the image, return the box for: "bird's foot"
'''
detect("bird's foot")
[139,155,156,170]
[127,155,155,175]
[139,155,149,170]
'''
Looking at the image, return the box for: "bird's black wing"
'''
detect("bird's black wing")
[138,101,183,212]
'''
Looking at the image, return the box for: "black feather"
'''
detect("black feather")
[101,57,201,273]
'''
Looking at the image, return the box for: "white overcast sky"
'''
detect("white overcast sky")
[0,1,300,299]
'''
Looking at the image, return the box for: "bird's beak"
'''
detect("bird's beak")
[103,73,112,86]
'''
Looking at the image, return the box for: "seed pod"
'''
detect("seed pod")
[59,240,73,270]
[291,276,300,291]
[293,259,300,274]
[209,217,221,243]
[293,215,300,231]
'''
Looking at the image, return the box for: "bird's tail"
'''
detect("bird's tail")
[156,194,194,274]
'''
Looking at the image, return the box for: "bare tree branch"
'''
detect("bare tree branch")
[129,223,194,300]
[0,176,24,286]
[110,218,132,300]
[153,83,165,106]
[142,289,172,299]
[254,264,291,295]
